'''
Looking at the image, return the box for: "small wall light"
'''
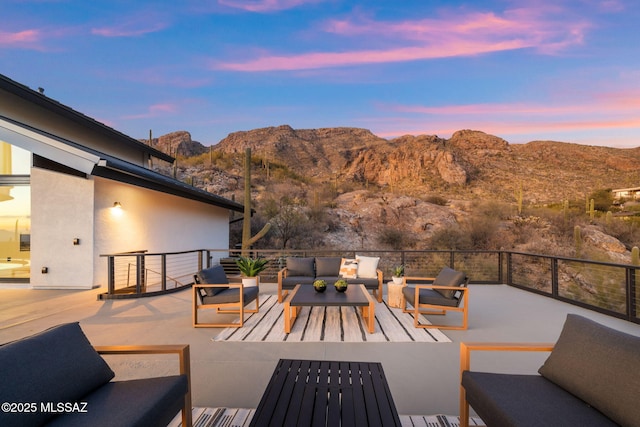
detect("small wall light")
[113,202,122,208]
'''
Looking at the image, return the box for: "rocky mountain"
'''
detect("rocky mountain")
[210,126,640,205]
[144,130,208,157]
[151,126,640,259]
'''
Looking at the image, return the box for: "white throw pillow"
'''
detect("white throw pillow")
[339,258,358,279]
[356,254,380,279]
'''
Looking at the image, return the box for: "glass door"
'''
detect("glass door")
[0,142,31,281]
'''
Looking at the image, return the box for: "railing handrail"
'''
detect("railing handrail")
[100,248,639,325]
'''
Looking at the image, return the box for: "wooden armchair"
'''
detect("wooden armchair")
[95,344,192,427]
[459,342,554,427]
[192,265,259,328]
[401,266,469,330]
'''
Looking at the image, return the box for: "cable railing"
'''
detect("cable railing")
[100,248,638,324]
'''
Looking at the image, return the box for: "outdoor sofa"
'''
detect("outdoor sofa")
[0,322,191,427]
[460,314,640,427]
[277,256,383,303]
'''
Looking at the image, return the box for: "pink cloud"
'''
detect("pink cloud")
[218,0,323,13]
[0,29,41,44]
[123,103,179,120]
[215,4,592,71]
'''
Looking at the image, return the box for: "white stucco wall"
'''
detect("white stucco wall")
[30,167,95,289]
[93,177,230,288]
[28,171,230,290]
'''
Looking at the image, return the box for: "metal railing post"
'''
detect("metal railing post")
[161,254,167,291]
[551,257,559,298]
[107,256,115,295]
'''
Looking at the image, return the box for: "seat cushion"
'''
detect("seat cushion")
[462,371,616,427]
[0,323,115,427]
[538,314,640,427]
[286,257,315,276]
[402,286,459,307]
[202,285,259,305]
[346,277,379,289]
[432,267,467,298]
[46,375,188,427]
[282,276,316,289]
[195,265,229,296]
[315,257,342,277]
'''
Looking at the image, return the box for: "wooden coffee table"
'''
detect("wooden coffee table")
[283,284,376,333]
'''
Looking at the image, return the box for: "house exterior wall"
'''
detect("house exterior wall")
[30,167,95,289]
[93,177,230,288]
[29,170,230,290]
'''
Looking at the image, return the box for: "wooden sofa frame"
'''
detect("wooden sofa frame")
[458,342,555,427]
[94,344,193,427]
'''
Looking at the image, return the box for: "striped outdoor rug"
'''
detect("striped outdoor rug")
[167,407,486,427]
[212,295,451,343]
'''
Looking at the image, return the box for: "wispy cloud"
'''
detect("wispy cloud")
[218,0,323,13]
[92,21,168,37]
[214,4,591,71]
[123,103,179,120]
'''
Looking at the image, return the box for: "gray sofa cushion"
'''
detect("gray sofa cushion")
[0,322,115,427]
[282,276,316,289]
[538,314,640,427]
[432,266,467,298]
[202,285,259,305]
[462,371,616,427]
[315,257,342,277]
[195,265,229,296]
[402,286,460,307]
[286,257,315,276]
[46,375,188,427]
[346,277,380,290]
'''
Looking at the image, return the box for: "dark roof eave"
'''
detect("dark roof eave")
[0,73,174,163]
[93,157,245,213]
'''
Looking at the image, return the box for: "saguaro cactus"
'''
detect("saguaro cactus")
[241,147,270,254]
[574,225,582,258]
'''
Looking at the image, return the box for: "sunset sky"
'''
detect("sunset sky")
[1,0,639,148]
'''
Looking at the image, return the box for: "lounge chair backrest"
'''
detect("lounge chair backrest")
[433,267,468,300]
[194,265,229,297]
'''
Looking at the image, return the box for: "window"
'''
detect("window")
[0,142,30,281]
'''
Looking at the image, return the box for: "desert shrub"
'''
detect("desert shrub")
[377,227,416,250]
[603,217,640,250]
[425,195,448,206]
[429,224,471,250]
[464,215,501,250]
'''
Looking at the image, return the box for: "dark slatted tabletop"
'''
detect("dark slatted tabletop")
[249,359,401,427]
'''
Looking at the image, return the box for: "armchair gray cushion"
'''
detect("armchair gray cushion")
[0,322,115,427]
[538,314,640,427]
[286,257,315,276]
[202,285,259,306]
[195,265,229,296]
[432,266,467,299]
[402,286,461,307]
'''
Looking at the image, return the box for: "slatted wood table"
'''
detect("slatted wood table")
[249,359,401,427]
[284,284,376,333]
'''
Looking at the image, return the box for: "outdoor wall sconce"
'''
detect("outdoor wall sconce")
[113,202,122,208]
[41,267,48,274]
[73,238,80,245]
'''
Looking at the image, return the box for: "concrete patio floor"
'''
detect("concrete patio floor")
[2,282,640,417]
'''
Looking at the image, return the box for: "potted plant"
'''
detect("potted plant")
[391,265,405,284]
[334,278,348,293]
[235,256,269,287]
[313,279,327,293]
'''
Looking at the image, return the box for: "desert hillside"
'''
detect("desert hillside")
[148,126,640,261]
